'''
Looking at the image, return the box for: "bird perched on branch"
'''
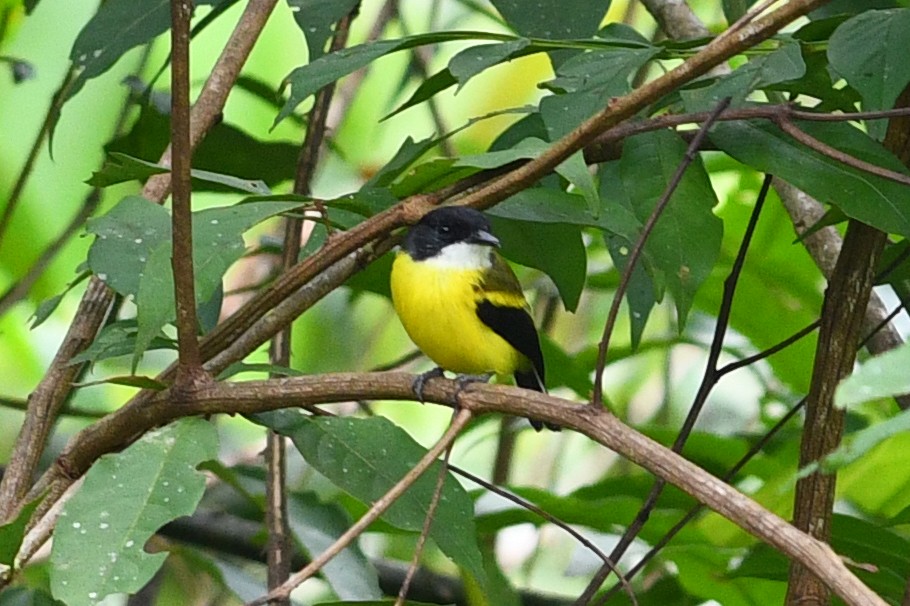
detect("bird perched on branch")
[390,206,553,430]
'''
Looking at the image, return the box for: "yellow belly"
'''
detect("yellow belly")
[390,252,523,375]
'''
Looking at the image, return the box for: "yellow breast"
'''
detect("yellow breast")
[390,251,524,375]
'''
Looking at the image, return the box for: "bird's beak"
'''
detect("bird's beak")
[469,229,501,248]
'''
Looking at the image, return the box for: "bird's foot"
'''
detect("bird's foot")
[412,367,445,402]
[454,373,493,393]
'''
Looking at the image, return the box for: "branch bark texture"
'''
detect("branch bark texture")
[786,85,910,605]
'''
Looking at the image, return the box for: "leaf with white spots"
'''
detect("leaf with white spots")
[86,196,303,368]
[50,418,218,606]
[66,0,171,104]
[251,413,487,588]
[86,196,171,298]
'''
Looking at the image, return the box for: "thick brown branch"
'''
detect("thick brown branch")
[786,85,910,606]
[20,374,886,606]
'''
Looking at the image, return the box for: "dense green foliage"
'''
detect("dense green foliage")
[2,0,910,604]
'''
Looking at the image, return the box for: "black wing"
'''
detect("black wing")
[475,300,545,391]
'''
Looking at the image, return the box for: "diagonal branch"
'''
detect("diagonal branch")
[591,97,732,409]
[248,407,474,605]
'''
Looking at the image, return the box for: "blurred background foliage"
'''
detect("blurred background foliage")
[2,0,910,605]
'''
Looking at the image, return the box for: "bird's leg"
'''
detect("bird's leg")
[412,367,445,402]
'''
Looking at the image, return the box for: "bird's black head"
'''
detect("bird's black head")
[403,206,500,261]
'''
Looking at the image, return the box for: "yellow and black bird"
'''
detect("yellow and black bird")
[390,206,550,430]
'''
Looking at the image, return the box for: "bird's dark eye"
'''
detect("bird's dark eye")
[439,225,450,233]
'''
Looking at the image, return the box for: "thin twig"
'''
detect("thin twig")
[247,407,473,606]
[264,9,357,600]
[594,396,808,605]
[774,116,910,188]
[395,414,457,605]
[592,294,905,604]
[580,166,768,605]
[170,0,206,382]
[452,466,638,605]
[591,97,732,409]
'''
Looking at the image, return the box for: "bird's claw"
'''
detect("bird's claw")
[412,367,445,402]
[453,373,493,393]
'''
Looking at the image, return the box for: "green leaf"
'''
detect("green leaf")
[383,69,457,120]
[86,153,168,187]
[619,130,722,327]
[72,375,168,390]
[87,197,302,366]
[890,503,910,526]
[288,492,382,600]
[250,413,487,587]
[830,514,910,602]
[540,334,594,396]
[836,341,910,408]
[390,158,478,198]
[50,418,218,606]
[458,138,599,213]
[599,161,657,347]
[66,0,171,103]
[682,40,805,109]
[829,9,910,140]
[487,185,640,235]
[722,0,757,22]
[811,0,900,19]
[325,188,398,217]
[708,119,910,238]
[819,409,910,472]
[489,216,586,312]
[449,38,531,90]
[87,196,171,298]
[276,31,515,126]
[210,557,267,602]
[134,241,173,370]
[540,45,658,139]
[0,494,44,566]
[108,105,301,191]
[366,136,439,189]
[68,320,176,367]
[491,0,611,68]
[89,153,271,195]
[287,0,360,61]
[31,271,91,329]
[0,588,65,606]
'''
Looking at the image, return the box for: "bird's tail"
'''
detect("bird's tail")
[515,369,559,431]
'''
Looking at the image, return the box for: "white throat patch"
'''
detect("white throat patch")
[425,242,494,270]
